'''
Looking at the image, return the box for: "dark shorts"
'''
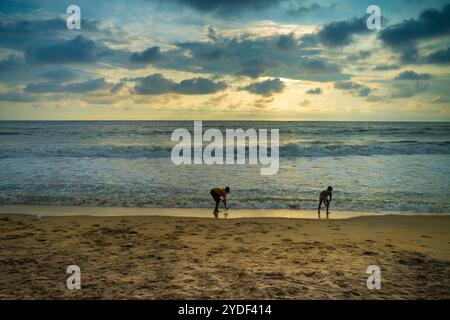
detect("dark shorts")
[210,189,221,203]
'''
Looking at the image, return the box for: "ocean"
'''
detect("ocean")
[0,121,449,212]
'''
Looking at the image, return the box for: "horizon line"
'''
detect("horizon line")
[0,119,449,122]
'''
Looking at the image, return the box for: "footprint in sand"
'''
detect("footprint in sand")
[362,250,378,256]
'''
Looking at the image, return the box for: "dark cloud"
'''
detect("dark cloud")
[0,0,39,14]
[0,15,134,73]
[298,34,318,48]
[373,64,400,71]
[110,82,126,94]
[130,46,162,64]
[63,78,111,93]
[306,87,322,95]
[318,16,370,47]
[25,36,103,64]
[198,49,225,61]
[237,58,278,78]
[299,57,340,74]
[276,33,297,50]
[0,55,24,71]
[335,81,371,97]
[0,91,38,102]
[379,4,450,48]
[390,82,428,99]
[287,3,321,17]
[394,70,431,80]
[379,4,450,63]
[241,78,285,96]
[133,74,175,95]
[0,17,100,50]
[424,47,450,64]
[133,73,227,95]
[347,50,372,62]
[171,0,284,16]
[165,31,344,81]
[0,17,65,49]
[40,69,80,81]
[176,77,227,94]
[25,78,111,93]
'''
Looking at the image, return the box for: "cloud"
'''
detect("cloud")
[379,4,450,47]
[390,82,428,99]
[424,47,450,64]
[0,15,133,72]
[63,78,112,93]
[298,34,318,48]
[318,16,370,47]
[306,87,322,95]
[133,73,227,95]
[0,91,38,102]
[170,0,284,16]
[198,49,225,61]
[276,33,297,50]
[373,64,400,71]
[287,2,337,19]
[0,17,65,49]
[237,58,278,78]
[40,69,80,81]
[25,78,111,93]
[299,99,310,106]
[287,3,321,17]
[430,96,450,104]
[130,46,163,64]
[176,77,228,94]
[25,36,102,64]
[0,55,25,71]
[241,78,285,96]
[394,71,431,80]
[299,57,340,74]
[346,50,372,62]
[335,81,371,97]
[25,81,62,93]
[0,17,101,50]
[133,74,175,95]
[253,96,274,108]
[365,94,388,102]
[165,29,345,81]
[378,4,450,62]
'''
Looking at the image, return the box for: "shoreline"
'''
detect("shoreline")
[1,204,448,219]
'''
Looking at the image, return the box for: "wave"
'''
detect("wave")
[1,194,448,212]
[0,145,171,159]
[0,140,449,159]
[279,141,450,157]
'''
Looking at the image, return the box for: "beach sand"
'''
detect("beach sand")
[0,207,449,299]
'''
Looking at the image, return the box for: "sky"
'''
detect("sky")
[0,0,449,120]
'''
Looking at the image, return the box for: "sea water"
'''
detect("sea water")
[0,121,449,212]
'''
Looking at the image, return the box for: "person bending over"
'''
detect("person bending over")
[318,186,333,219]
[210,186,230,218]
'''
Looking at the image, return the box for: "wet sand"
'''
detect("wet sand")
[0,209,449,299]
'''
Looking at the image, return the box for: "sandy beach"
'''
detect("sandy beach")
[0,207,449,299]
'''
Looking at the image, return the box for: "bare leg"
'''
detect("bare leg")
[318,200,322,219]
[326,201,330,219]
[213,201,219,218]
